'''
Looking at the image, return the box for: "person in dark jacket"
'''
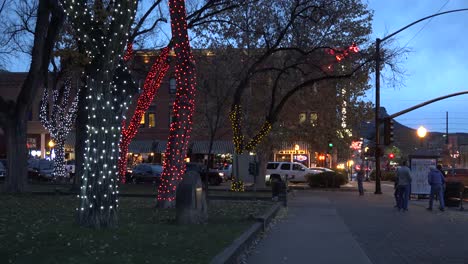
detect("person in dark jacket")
[396,161,412,211]
[427,166,445,211]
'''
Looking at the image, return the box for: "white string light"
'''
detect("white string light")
[64,0,137,226]
[39,78,79,179]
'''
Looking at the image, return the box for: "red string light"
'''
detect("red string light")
[123,43,134,62]
[118,47,170,182]
[157,0,197,203]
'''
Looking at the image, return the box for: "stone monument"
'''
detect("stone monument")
[176,170,208,224]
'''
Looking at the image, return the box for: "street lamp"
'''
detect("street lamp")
[417,126,427,138]
[374,8,468,194]
[417,126,427,147]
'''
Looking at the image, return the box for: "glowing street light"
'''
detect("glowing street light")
[48,140,55,148]
[417,126,427,138]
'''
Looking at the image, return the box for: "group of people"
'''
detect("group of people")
[355,161,446,211]
[394,162,446,212]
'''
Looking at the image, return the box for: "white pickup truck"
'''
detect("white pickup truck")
[265,161,316,183]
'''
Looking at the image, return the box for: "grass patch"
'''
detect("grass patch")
[0,194,272,264]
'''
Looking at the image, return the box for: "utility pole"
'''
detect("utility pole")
[373,8,468,194]
[446,111,449,144]
[374,38,382,194]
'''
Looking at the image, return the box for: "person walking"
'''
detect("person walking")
[427,166,445,211]
[357,163,365,196]
[396,161,412,211]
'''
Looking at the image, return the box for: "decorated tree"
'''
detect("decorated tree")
[192,0,374,188]
[117,1,242,184]
[118,46,170,182]
[156,0,197,207]
[0,0,64,193]
[64,0,137,228]
[39,78,79,178]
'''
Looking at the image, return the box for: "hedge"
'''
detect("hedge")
[306,171,348,188]
[369,170,396,181]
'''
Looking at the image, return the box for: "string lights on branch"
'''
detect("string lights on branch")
[64,0,137,228]
[157,0,197,206]
[39,78,79,179]
[118,47,170,182]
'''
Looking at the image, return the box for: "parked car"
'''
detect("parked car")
[309,167,334,173]
[217,164,232,181]
[27,158,54,181]
[266,161,317,184]
[186,162,223,185]
[65,160,75,177]
[442,168,468,186]
[130,163,163,184]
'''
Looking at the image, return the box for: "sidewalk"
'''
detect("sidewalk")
[245,181,468,264]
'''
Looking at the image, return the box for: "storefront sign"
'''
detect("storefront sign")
[293,154,308,162]
[279,150,306,154]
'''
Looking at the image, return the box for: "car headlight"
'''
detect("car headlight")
[266,174,270,181]
[218,172,224,177]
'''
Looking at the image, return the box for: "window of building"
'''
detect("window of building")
[140,114,145,128]
[299,112,306,124]
[310,112,318,127]
[169,78,176,94]
[148,113,156,128]
[169,105,175,127]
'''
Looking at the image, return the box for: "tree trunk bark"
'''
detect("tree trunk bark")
[71,86,88,192]
[4,118,28,193]
[157,0,197,208]
[1,0,63,193]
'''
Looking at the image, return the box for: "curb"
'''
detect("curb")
[210,203,281,264]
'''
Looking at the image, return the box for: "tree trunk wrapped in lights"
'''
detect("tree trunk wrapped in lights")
[39,79,79,179]
[118,46,170,183]
[64,0,137,228]
[157,0,197,207]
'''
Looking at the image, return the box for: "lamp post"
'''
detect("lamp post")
[374,8,468,194]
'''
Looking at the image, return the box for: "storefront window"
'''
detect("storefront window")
[299,112,306,124]
[310,112,318,127]
[169,78,176,94]
[148,113,156,128]
[140,114,145,128]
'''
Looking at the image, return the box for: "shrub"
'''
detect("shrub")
[369,170,396,181]
[306,171,348,188]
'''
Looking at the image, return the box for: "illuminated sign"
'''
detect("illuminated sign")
[279,150,306,154]
[350,140,362,150]
[293,155,308,162]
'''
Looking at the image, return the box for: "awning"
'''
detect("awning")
[153,140,168,153]
[279,141,310,151]
[129,140,155,153]
[191,140,234,154]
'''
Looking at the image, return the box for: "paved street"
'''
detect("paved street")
[246,182,468,264]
